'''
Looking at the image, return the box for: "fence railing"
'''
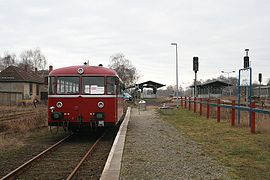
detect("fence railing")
[179,96,270,133]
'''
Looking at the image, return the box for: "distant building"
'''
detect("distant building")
[0,66,47,105]
[253,85,270,98]
[128,81,165,99]
[191,80,231,98]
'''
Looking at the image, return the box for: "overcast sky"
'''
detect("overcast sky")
[1,0,269,87]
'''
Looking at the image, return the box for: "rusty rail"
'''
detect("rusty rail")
[66,133,105,180]
[0,134,73,180]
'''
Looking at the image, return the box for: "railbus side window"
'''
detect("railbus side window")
[48,77,55,94]
[106,77,117,95]
[56,77,79,94]
[82,77,104,94]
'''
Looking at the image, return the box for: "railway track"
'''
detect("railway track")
[0,110,36,122]
[0,126,119,180]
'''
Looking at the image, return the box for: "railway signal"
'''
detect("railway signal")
[193,57,199,97]
[193,57,199,72]
[244,49,250,68]
[258,73,262,98]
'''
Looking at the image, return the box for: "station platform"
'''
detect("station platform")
[101,106,229,179]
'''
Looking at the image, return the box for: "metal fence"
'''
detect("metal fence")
[180,96,270,134]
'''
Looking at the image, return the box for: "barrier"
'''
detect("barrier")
[179,97,270,134]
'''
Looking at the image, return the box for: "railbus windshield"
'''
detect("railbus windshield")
[48,76,121,95]
[82,77,105,94]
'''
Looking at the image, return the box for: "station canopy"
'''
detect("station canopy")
[128,80,165,94]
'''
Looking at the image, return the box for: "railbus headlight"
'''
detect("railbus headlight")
[95,112,104,120]
[51,112,64,120]
[98,101,104,108]
[56,101,63,108]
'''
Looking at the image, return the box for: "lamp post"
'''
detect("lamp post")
[221,70,235,96]
[171,43,179,109]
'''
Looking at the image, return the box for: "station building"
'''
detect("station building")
[0,66,47,105]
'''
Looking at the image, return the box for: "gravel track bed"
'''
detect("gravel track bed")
[18,133,99,179]
[74,126,120,180]
[120,107,230,179]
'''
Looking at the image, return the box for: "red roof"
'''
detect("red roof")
[49,65,118,77]
[0,66,44,83]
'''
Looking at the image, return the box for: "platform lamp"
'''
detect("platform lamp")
[171,42,179,109]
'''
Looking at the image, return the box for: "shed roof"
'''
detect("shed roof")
[128,80,165,89]
[190,80,231,88]
[0,66,44,83]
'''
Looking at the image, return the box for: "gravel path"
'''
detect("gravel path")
[120,107,230,179]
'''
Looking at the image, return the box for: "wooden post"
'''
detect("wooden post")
[184,96,187,108]
[200,98,202,116]
[194,97,197,113]
[231,100,235,126]
[207,99,210,119]
[180,96,183,107]
[251,102,256,133]
[217,99,221,122]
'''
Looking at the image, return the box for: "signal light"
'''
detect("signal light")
[193,57,199,72]
[244,56,249,68]
[258,73,262,83]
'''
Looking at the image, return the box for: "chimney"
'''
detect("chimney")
[49,65,53,73]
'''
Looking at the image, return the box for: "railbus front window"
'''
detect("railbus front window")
[56,77,79,94]
[107,77,117,95]
[82,77,105,94]
[48,76,56,94]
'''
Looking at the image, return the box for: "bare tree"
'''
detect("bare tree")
[109,53,139,87]
[19,48,47,71]
[0,52,17,71]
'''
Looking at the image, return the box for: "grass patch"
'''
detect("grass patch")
[158,108,270,179]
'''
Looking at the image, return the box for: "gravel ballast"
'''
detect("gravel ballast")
[120,107,230,179]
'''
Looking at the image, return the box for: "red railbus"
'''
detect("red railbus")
[48,65,125,131]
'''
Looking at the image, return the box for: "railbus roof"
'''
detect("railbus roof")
[49,65,118,77]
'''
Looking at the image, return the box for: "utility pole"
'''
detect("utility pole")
[171,43,179,109]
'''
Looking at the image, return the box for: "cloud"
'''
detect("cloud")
[0,0,270,85]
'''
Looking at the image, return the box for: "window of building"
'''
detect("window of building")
[29,83,33,95]
[36,84,39,95]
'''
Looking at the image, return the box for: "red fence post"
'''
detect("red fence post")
[194,97,197,113]
[184,96,187,108]
[217,99,221,122]
[251,102,256,133]
[207,99,210,119]
[231,100,236,126]
[180,96,183,107]
[188,97,191,111]
[200,98,202,116]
